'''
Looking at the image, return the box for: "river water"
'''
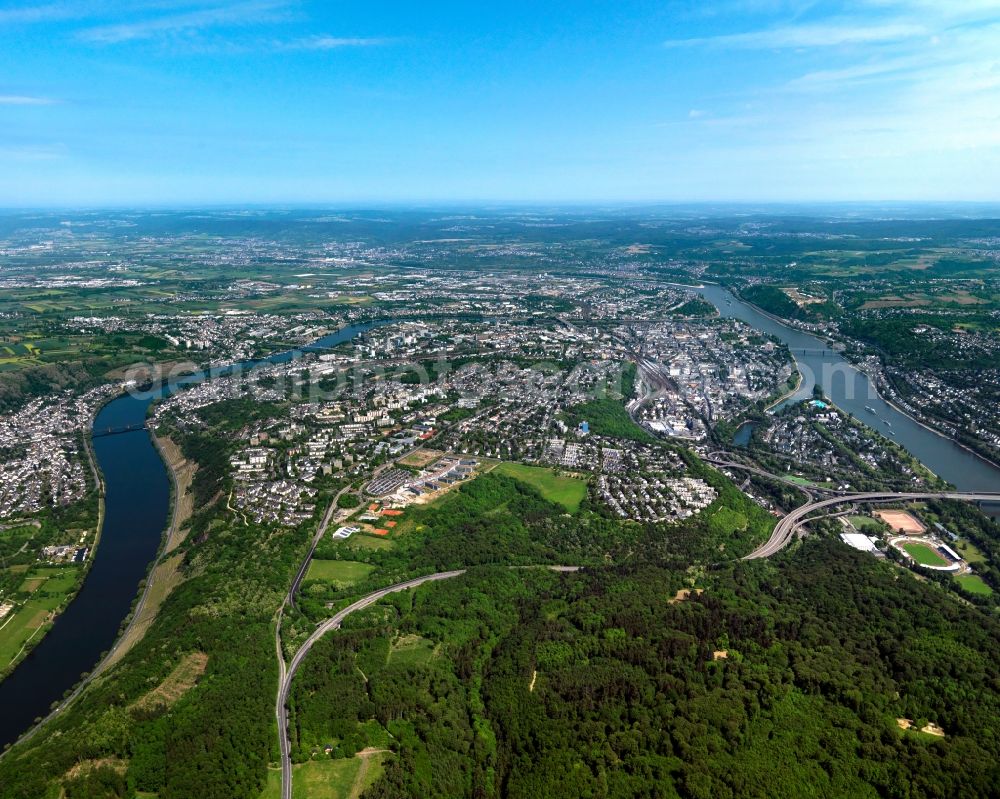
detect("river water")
[0,321,382,750]
[694,283,1000,495]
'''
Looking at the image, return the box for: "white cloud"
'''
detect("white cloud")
[784,54,928,89]
[0,94,57,105]
[0,143,66,160]
[0,2,218,27]
[665,20,927,49]
[0,3,80,25]
[78,1,290,44]
[283,36,391,51]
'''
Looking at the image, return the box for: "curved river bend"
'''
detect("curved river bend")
[0,322,382,750]
[694,283,1000,496]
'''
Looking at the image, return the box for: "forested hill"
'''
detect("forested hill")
[3,432,999,798]
[294,539,1000,799]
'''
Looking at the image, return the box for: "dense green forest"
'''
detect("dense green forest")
[841,315,999,370]
[0,410,772,799]
[1,211,1000,798]
[292,461,774,638]
[0,412,315,799]
[293,540,1000,799]
[563,397,656,443]
[741,285,840,322]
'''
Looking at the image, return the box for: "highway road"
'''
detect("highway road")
[275,565,581,799]
[277,570,467,799]
[286,486,351,611]
[744,491,1000,560]
[271,483,355,789]
[703,455,834,499]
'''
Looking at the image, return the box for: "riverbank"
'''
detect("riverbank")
[101,433,195,671]
[730,285,1000,474]
[1,321,383,753]
[763,368,804,413]
[852,359,1000,474]
[0,411,107,684]
[0,422,178,758]
[694,281,1000,492]
[732,288,836,342]
[741,289,1000,476]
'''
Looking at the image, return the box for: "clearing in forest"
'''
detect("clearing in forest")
[493,463,587,513]
[132,651,208,711]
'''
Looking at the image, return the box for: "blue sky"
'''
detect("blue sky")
[2,0,1000,205]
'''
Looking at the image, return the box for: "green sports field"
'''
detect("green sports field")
[901,542,949,568]
[493,463,588,512]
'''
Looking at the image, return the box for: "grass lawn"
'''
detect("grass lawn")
[353,751,387,797]
[901,542,949,568]
[493,463,588,513]
[708,507,748,536]
[259,756,378,799]
[955,574,993,595]
[388,634,437,667]
[955,538,988,564]
[848,515,884,533]
[306,560,375,588]
[345,535,394,551]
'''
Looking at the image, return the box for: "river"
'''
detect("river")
[0,321,383,751]
[693,283,1000,496]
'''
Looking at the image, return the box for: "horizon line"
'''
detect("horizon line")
[4,199,1000,213]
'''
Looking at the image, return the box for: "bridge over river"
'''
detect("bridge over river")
[92,422,151,438]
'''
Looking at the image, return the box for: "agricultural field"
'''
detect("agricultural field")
[492,463,588,512]
[0,566,81,671]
